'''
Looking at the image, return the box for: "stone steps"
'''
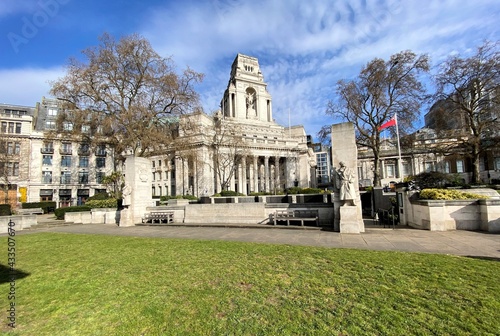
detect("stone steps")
[26,221,78,230]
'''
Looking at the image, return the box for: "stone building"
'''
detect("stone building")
[149,54,316,197]
[27,97,114,206]
[0,103,35,207]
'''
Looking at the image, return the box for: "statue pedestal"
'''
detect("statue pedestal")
[118,208,134,227]
[339,206,364,233]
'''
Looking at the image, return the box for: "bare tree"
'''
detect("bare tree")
[434,41,500,184]
[49,33,204,161]
[211,112,249,193]
[323,50,430,186]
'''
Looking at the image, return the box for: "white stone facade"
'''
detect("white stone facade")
[149,54,316,197]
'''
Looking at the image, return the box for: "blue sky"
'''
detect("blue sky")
[1,0,499,140]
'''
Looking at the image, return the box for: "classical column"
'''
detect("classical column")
[253,156,259,193]
[264,156,270,192]
[275,155,280,192]
[241,158,247,195]
[183,158,189,195]
[237,162,243,193]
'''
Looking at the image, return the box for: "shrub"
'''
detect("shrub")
[85,198,117,208]
[419,188,489,200]
[22,201,57,213]
[87,192,110,201]
[412,172,466,189]
[220,190,245,197]
[0,204,11,216]
[54,206,91,220]
[285,187,323,194]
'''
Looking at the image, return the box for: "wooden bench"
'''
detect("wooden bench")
[17,208,44,215]
[142,211,174,224]
[273,209,319,226]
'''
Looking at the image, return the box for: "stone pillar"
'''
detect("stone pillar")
[275,156,280,192]
[183,159,189,195]
[253,156,259,193]
[237,163,243,193]
[175,156,183,196]
[331,122,363,233]
[242,158,247,195]
[264,156,270,192]
[119,156,152,227]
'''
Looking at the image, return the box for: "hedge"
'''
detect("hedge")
[419,188,489,200]
[0,204,11,216]
[85,198,117,209]
[54,206,91,220]
[22,201,57,213]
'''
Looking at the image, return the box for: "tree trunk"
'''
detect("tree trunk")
[373,151,382,187]
[471,143,481,185]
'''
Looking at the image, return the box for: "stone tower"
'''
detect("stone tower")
[220,54,273,123]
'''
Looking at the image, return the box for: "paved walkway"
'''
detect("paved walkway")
[17,216,500,259]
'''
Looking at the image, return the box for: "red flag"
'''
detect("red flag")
[378,116,396,130]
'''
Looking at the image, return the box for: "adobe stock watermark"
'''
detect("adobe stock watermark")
[7,0,71,54]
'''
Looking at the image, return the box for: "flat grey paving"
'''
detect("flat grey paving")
[15,221,500,259]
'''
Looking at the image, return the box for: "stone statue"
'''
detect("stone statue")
[336,161,356,205]
[246,91,256,117]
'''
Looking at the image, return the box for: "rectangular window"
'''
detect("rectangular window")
[45,121,56,130]
[14,142,20,155]
[158,186,162,196]
[61,143,72,154]
[158,160,162,167]
[96,157,106,168]
[1,122,6,133]
[402,162,410,176]
[42,171,52,183]
[15,123,21,134]
[8,122,14,133]
[79,156,89,168]
[47,107,58,116]
[60,171,71,184]
[61,156,72,167]
[78,172,89,183]
[425,162,434,173]
[152,172,155,181]
[63,122,73,131]
[6,162,13,176]
[152,186,156,196]
[82,125,90,133]
[96,145,106,156]
[7,142,13,155]
[13,162,19,176]
[444,161,450,174]
[42,142,54,152]
[456,160,464,173]
[385,164,395,178]
[42,155,53,166]
[495,158,500,170]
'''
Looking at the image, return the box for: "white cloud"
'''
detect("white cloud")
[0,67,64,106]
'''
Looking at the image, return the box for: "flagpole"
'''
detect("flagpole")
[395,113,403,181]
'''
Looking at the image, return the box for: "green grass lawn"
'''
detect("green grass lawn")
[1,233,500,335]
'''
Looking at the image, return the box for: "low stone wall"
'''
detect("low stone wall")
[401,194,500,232]
[65,208,118,225]
[145,202,334,226]
[0,215,36,233]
